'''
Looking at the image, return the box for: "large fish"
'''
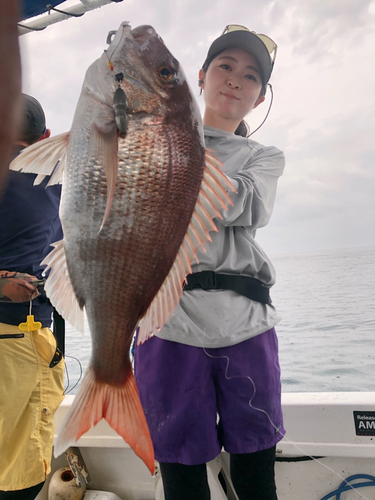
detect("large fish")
[10,23,234,473]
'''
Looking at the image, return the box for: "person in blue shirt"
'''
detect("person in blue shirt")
[0,94,65,500]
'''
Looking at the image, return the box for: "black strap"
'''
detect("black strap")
[53,308,65,356]
[183,271,271,305]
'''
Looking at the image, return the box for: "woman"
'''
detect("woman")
[135,25,285,500]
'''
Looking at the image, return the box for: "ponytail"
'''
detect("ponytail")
[234,120,250,137]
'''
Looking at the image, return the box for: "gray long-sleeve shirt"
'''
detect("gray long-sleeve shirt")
[155,125,285,348]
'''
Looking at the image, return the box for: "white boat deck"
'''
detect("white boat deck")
[37,392,375,500]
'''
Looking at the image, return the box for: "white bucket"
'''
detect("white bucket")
[83,492,123,500]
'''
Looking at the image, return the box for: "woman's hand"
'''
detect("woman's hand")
[0,271,39,302]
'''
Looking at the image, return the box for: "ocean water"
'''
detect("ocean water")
[271,245,375,392]
[63,245,375,395]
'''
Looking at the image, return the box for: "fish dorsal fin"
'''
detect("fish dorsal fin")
[137,150,236,343]
[9,132,70,185]
[89,126,118,231]
[41,240,85,333]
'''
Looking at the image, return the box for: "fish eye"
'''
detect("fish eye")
[158,65,177,83]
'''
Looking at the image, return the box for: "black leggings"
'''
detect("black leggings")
[0,482,45,500]
[160,446,277,500]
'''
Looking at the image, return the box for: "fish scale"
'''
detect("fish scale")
[65,118,204,382]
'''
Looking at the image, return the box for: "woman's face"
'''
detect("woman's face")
[199,47,265,132]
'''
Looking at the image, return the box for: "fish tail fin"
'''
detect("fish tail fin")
[54,366,155,474]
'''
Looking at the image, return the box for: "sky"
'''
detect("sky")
[18,0,375,256]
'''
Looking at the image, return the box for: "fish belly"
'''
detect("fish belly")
[61,120,205,384]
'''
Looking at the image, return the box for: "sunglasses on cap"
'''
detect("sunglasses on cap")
[221,25,278,66]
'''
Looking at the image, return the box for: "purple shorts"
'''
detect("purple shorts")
[134,328,284,465]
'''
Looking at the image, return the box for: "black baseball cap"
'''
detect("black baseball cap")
[21,94,46,144]
[203,29,275,86]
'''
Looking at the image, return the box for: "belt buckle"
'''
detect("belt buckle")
[203,271,216,288]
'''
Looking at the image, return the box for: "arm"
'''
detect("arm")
[219,145,285,229]
[0,271,39,302]
[0,0,21,192]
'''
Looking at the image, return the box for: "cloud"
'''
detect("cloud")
[18,0,375,254]
[266,0,374,60]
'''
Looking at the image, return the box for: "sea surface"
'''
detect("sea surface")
[63,245,375,395]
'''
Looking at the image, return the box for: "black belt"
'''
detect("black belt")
[183,271,271,305]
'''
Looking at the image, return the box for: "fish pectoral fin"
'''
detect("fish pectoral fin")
[9,132,70,185]
[42,240,85,333]
[89,125,119,231]
[53,366,155,475]
[137,150,235,344]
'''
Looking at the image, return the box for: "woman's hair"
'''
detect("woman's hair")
[200,52,266,138]
[234,120,250,137]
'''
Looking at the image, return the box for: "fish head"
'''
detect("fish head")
[84,22,203,141]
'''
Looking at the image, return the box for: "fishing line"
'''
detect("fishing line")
[201,333,372,500]
[63,354,83,395]
[249,83,274,137]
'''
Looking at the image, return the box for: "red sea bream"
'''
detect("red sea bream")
[10,22,234,473]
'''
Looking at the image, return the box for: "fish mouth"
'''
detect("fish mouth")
[106,23,155,95]
[106,21,131,56]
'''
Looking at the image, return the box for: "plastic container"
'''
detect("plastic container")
[48,467,86,500]
[83,492,123,500]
